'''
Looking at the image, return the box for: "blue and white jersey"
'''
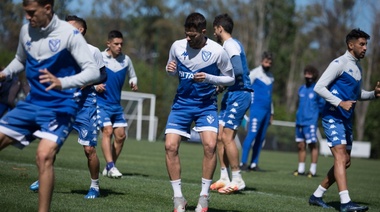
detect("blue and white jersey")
[76,44,104,108]
[314,51,376,119]
[97,50,137,106]
[1,15,99,115]
[249,66,274,112]
[296,83,325,126]
[223,38,251,91]
[166,38,233,108]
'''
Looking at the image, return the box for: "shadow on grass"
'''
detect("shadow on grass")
[186,205,242,212]
[122,172,149,177]
[70,188,125,197]
[327,201,370,211]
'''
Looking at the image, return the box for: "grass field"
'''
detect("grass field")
[1,133,379,212]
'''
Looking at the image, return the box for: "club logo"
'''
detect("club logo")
[202,51,211,62]
[48,119,58,131]
[49,39,61,52]
[207,114,215,124]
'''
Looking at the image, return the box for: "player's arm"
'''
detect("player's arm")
[194,50,235,86]
[57,33,100,90]
[165,42,178,76]
[313,61,343,107]
[126,57,138,91]
[359,81,379,100]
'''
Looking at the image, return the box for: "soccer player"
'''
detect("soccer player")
[293,65,325,178]
[309,28,380,211]
[210,13,252,194]
[0,0,100,211]
[29,15,107,199]
[165,12,235,212]
[240,52,274,171]
[96,30,138,178]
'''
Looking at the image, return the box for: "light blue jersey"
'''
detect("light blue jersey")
[296,83,325,126]
[314,51,376,148]
[219,38,252,130]
[165,38,234,138]
[97,51,137,106]
[222,38,251,91]
[1,15,99,116]
[0,15,99,148]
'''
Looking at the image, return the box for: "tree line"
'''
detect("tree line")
[1,0,379,157]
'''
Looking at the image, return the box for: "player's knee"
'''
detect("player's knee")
[35,151,54,167]
[84,146,96,158]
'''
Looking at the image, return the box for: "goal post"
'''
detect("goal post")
[120,91,157,142]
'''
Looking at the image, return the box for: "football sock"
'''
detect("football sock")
[200,178,212,196]
[309,163,317,175]
[170,179,183,198]
[106,162,115,171]
[313,185,327,198]
[231,170,242,181]
[298,162,305,173]
[220,167,230,180]
[90,179,99,190]
[339,190,351,204]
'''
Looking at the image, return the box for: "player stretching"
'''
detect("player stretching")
[210,13,252,194]
[165,12,234,212]
[309,28,379,212]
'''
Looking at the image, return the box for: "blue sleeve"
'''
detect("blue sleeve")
[231,55,243,76]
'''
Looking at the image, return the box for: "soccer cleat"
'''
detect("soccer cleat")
[218,179,245,194]
[29,180,39,192]
[102,167,108,176]
[195,195,209,212]
[307,172,316,178]
[240,164,249,172]
[173,196,187,212]
[84,187,100,199]
[309,194,332,208]
[340,201,368,212]
[210,178,229,191]
[293,170,305,176]
[107,167,123,178]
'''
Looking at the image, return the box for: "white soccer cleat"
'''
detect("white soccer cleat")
[210,178,230,191]
[102,167,108,176]
[107,167,123,178]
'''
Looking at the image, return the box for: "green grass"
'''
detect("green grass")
[1,134,379,211]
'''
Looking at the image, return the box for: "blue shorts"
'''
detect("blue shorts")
[73,105,98,147]
[165,104,218,138]
[219,91,251,130]
[0,101,75,149]
[295,125,317,144]
[97,104,128,128]
[322,116,352,150]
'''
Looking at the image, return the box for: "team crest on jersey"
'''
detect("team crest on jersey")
[202,51,211,62]
[25,40,32,51]
[49,39,61,52]
[48,119,58,131]
[206,114,215,124]
[81,129,88,138]
[73,29,80,35]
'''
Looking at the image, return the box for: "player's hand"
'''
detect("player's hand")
[193,72,206,82]
[39,68,62,91]
[374,81,380,98]
[339,100,356,111]
[130,82,138,91]
[166,61,177,73]
[95,84,106,93]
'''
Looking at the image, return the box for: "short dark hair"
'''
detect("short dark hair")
[346,28,370,45]
[262,51,273,61]
[23,0,54,7]
[303,65,319,81]
[184,12,206,32]
[213,13,234,34]
[108,30,123,41]
[65,15,87,35]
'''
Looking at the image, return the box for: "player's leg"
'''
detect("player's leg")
[249,113,270,170]
[0,133,17,150]
[294,125,306,175]
[308,142,318,177]
[112,126,126,163]
[240,119,258,169]
[35,138,59,212]
[210,124,230,191]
